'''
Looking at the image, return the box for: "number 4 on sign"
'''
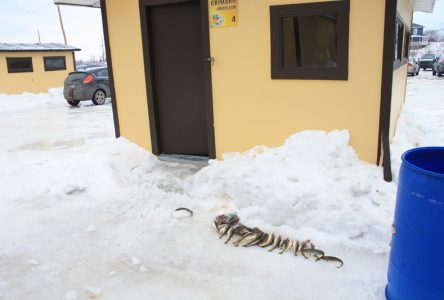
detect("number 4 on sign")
[232,15,236,22]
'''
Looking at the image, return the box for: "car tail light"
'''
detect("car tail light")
[441,59,444,63]
[408,63,412,67]
[83,74,94,84]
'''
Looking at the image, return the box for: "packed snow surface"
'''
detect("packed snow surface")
[1,74,443,299]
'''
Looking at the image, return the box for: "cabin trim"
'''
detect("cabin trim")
[378,0,398,182]
[100,0,121,138]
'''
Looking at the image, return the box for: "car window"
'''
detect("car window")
[94,69,108,78]
[422,54,435,59]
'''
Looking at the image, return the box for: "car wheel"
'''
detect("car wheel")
[416,70,419,75]
[67,100,80,106]
[432,70,436,76]
[92,90,106,105]
[423,68,427,71]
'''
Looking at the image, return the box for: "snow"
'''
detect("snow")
[0,88,64,112]
[391,71,444,181]
[0,74,443,299]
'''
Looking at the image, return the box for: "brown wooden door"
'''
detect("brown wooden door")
[147,0,210,157]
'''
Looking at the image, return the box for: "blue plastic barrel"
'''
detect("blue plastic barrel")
[386,147,444,300]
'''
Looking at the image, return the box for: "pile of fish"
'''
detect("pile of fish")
[213,213,343,268]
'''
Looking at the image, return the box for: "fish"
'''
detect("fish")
[224,225,236,244]
[301,248,325,259]
[316,256,344,268]
[258,233,274,248]
[175,207,193,217]
[269,235,282,252]
[293,240,300,256]
[244,231,267,247]
[218,224,229,237]
[212,220,219,233]
[242,232,264,247]
[233,232,251,247]
[234,225,251,235]
[301,240,312,259]
[279,239,293,254]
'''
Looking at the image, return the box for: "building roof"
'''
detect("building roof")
[410,0,436,13]
[0,43,81,52]
[54,0,100,8]
[412,23,425,28]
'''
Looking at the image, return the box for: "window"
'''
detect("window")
[95,69,108,78]
[404,30,410,60]
[6,57,33,73]
[394,18,404,63]
[270,1,349,80]
[44,56,66,71]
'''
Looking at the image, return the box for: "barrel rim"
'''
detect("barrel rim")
[402,147,444,179]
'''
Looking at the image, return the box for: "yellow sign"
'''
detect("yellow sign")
[208,0,238,28]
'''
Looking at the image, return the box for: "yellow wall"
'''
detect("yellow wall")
[104,0,407,164]
[105,0,152,150]
[0,51,74,94]
[210,0,385,163]
[390,0,413,139]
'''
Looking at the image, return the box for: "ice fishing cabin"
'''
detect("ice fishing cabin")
[55,0,436,181]
[0,43,80,95]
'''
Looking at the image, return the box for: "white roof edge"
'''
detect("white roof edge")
[410,0,436,13]
[54,0,101,8]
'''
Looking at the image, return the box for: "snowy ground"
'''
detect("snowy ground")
[0,73,443,300]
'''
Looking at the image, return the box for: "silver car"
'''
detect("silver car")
[408,57,420,76]
[432,58,444,77]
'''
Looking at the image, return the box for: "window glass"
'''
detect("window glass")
[282,15,338,68]
[404,31,410,60]
[95,69,108,77]
[6,57,33,73]
[270,1,349,80]
[422,54,435,59]
[44,57,66,71]
[394,19,404,62]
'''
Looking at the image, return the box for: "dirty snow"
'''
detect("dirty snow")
[0,73,442,300]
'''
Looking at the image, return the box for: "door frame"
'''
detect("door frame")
[139,0,216,159]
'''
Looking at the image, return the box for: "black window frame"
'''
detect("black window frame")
[6,57,33,73]
[404,30,411,60]
[270,1,349,80]
[43,56,67,71]
[394,14,408,70]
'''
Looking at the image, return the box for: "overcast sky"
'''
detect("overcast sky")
[414,0,444,29]
[0,0,443,61]
[0,0,103,61]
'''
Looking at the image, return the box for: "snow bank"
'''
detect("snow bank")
[193,130,396,254]
[2,131,394,299]
[0,87,64,112]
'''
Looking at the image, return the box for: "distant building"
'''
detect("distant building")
[411,23,429,49]
[0,43,80,94]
